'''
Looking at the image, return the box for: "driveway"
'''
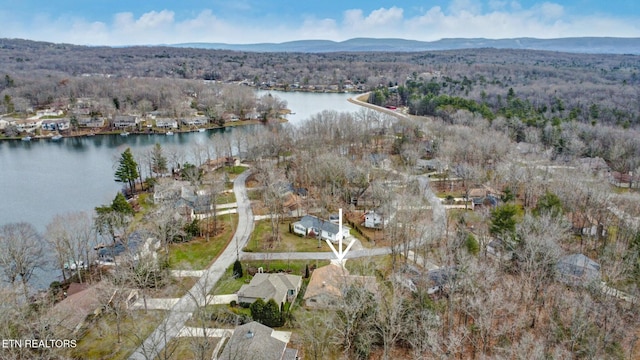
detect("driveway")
[129,170,254,360]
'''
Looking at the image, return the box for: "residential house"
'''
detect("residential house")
[96,234,160,267]
[610,171,640,189]
[155,118,178,129]
[223,113,240,122]
[203,157,240,172]
[352,183,376,208]
[556,253,601,286]
[237,273,302,307]
[244,110,261,120]
[112,115,139,129]
[13,119,42,133]
[41,118,70,132]
[216,321,298,360]
[303,264,378,309]
[175,187,215,220]
[77,117,106,128]
[48,283,104,334]
[426,267,458,295]
[416,158,447,173]
[468,186,500,208]
[363,209,387,229]
[292,215,351,243]
[36,109,63,117]
[568,212,607,238]
[153,179,191,203]
[181,116,208,126]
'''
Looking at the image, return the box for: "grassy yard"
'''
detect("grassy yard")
[216,191,236,204]
[161,337,221,360]
[212,260,329,296]
[146,276,199,298]
[244,219,340,253]
[185,303,253,329]
[345,254,392,278]
[70,310,165,360]
[168,214,238,270]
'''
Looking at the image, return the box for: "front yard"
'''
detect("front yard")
[168,214,238,270]
[212,260,329,296]
[70,310,166,360]
[244,219,339,252]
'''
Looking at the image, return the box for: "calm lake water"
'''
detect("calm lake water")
[0,90,362,288]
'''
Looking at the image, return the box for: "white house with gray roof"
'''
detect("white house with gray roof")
[292,215,351,243]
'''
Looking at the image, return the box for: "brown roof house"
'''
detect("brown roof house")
[216,321,298,360]
[47,283,104,334]
[303,264,378,309]
[237,273,302,307]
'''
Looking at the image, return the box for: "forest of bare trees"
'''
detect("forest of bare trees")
[1,37,639,359]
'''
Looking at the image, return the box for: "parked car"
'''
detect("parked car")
[95,257,115,266]
[63,260,88,271]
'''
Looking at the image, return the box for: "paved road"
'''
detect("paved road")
[240,247,392,261]
[129,170,254,360]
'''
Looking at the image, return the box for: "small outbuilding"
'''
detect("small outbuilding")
[556,253,601,286]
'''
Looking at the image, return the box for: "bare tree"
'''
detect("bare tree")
[296,309,336,360]
[0,222,45,300]
[45,211,95,283]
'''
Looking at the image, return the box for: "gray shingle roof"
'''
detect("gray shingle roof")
[238,273,301,304]
[217,321,287,360]
[556,253,600,285]
[296,215,339,236]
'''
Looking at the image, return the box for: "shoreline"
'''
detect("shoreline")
[0,117,288,142]
[347,92,412,121]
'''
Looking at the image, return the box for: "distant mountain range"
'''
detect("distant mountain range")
[173,37,640,54]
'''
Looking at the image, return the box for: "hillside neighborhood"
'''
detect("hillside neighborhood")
[1,37,640,359]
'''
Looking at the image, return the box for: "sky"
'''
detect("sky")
[0,0,638,46]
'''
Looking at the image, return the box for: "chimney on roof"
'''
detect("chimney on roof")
[245,330,254,339]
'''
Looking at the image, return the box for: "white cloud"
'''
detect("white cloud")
[448,0,482,15]
[0,2,638,45]
[537,2,564,19]
[343,7,404,30]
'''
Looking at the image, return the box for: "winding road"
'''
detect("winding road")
[129,170,254,360]
[129,96,450,359]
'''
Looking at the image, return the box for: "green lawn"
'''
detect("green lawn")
[160,337,220,360]
[216,191,236,204]
[70,310,165,360]
[168,214,238,270]
[212,260,329,296]
[185,303,252,328]
[244,219,339,253]
[246,189,262,200]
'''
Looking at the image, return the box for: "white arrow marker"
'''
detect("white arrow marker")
[326,208,355,266]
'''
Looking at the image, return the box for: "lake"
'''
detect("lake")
[0,90,363,288]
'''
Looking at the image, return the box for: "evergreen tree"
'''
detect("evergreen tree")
[489,203,519,241]
[151,143,168,176]
[534,191,563,218]
[111,192,134,215]
[114,148,139,194]
[250,298,284,327]
[233,259,243,278]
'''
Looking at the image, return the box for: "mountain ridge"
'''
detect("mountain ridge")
[172,37,640,54]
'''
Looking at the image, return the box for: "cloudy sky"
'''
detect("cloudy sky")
[0,0,638,46]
